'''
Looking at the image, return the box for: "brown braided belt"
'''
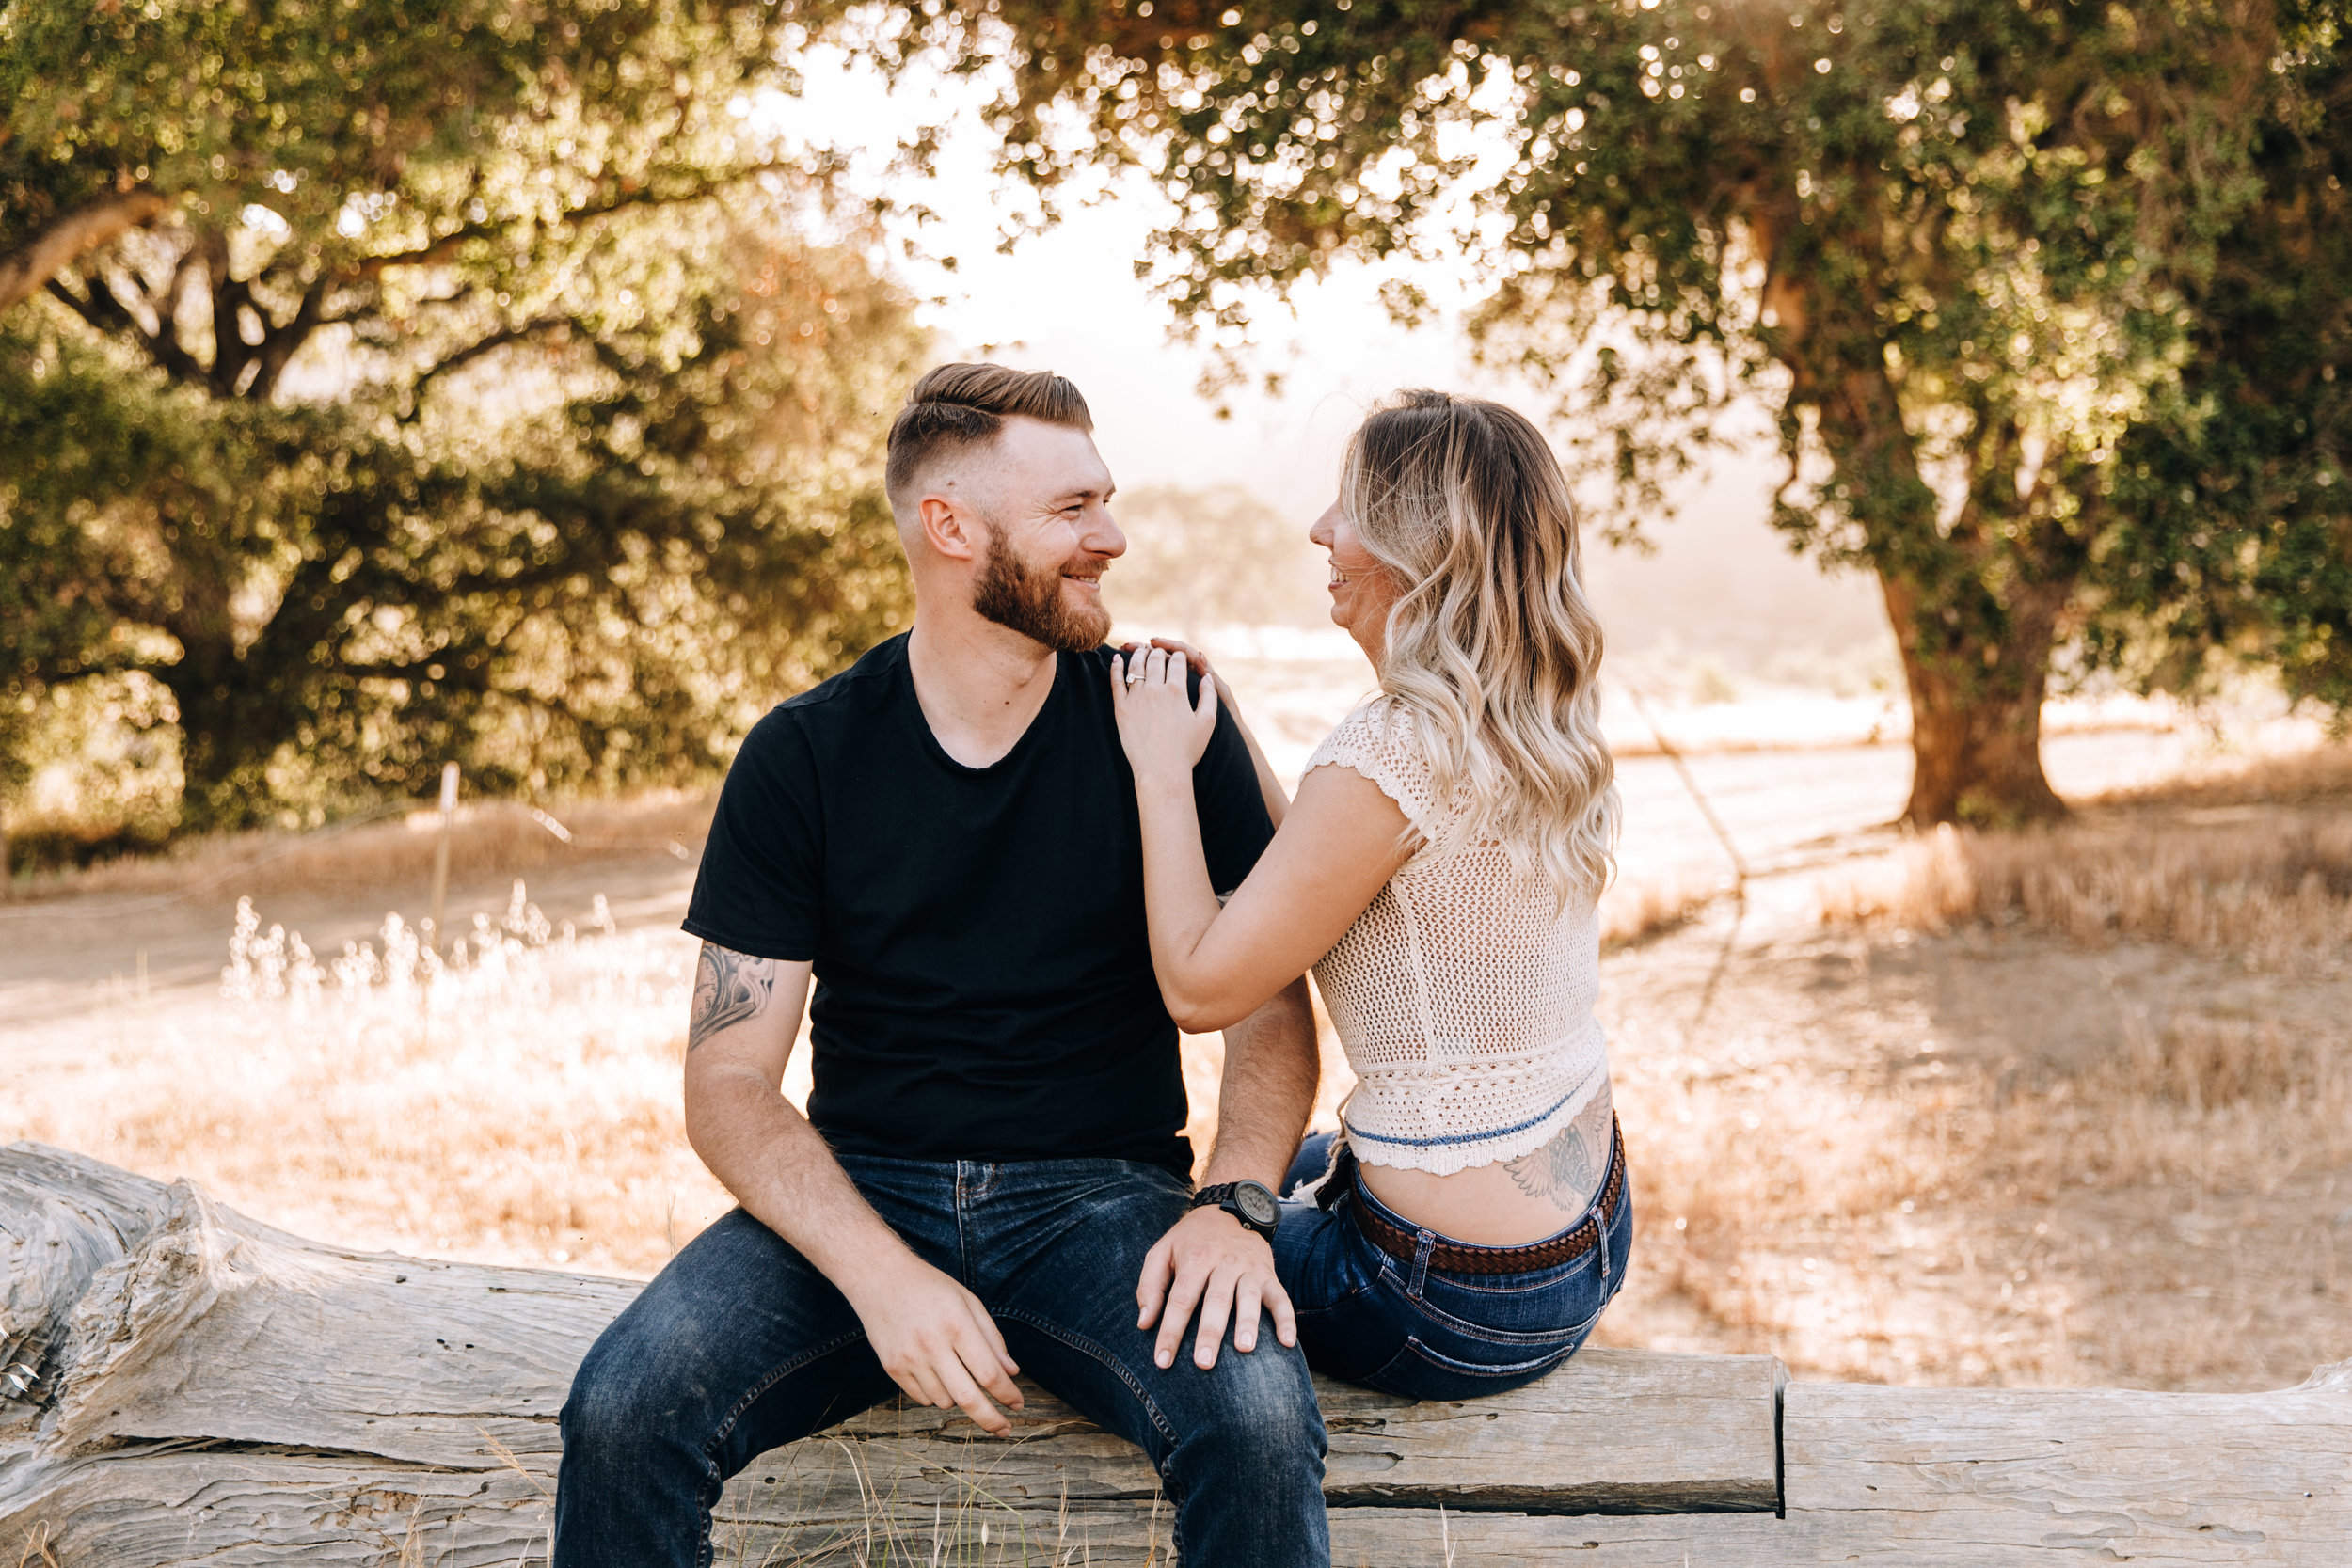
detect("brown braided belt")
[1348,1114,1626,1276]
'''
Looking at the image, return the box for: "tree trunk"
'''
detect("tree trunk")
[8,1142,2351,1565]
[156,610,291,835]
[1880,570,2069,827]
[1,1143,1784,1562]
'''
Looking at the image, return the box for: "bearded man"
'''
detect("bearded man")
[553,364,1330,1567]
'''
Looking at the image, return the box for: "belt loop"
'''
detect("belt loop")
[1592,1117,1624,1281]
[1408,1229,1436,1298]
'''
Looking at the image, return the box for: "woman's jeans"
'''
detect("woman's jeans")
[554,1155,1328,1568]
[1272,1132,1633,1400]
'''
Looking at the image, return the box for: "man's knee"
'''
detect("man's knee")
[562,1322,648,1455]
[1189,1347,1327,1469]
[561,1301,709,1461]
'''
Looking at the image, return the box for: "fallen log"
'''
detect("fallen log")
[2,1142,2345,1565]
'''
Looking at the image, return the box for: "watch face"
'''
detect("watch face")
[1234,1181,1279,1228]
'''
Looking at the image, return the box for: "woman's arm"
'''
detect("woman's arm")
[1111,648,1411,1031]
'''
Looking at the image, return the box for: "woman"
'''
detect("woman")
[1110,388,1627,1400]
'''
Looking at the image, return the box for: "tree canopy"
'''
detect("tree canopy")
[1,0,922,850]
[951,0,2351,823]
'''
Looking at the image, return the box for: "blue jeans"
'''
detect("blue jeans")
[1271,1132,1632,1400]
[555,1155,1328,1568]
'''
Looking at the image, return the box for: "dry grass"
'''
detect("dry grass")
[1608,981,2352,1386]
[5,882,735,1275]
[1598,866,1730,948]
[1606,747,2352,1387]
[3,792,717,908]
[2096,736,2352,809]
[1818,816,2352,975]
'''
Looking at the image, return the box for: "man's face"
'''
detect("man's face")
[965,419,1123,653]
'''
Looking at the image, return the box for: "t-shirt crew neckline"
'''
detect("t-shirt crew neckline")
[901,644,1070,779]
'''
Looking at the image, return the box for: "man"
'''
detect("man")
[555,363,1330,1566]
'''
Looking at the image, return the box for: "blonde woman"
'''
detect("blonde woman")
[1111,389,1627,1398]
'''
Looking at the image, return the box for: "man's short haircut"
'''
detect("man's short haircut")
[884,363,1094,502]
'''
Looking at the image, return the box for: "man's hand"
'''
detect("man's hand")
[1136,1204,1297,1371]
[846,1256,1025,1435]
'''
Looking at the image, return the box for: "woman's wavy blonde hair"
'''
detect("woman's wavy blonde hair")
[1344,388,1619,898]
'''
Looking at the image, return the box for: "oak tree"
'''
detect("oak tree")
[1,0,922,838]
[948,0,2350,823]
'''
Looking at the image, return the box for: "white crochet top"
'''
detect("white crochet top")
[1307,698,1609,1176]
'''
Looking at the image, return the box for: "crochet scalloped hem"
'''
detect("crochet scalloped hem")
[1340,1062,1611,1178]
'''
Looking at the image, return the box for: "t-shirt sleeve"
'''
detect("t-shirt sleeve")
[1192,692,1277,896]
[682,707,824,961]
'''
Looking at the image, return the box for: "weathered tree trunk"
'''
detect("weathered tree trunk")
[156,651,286,836]
[1880,570,2071,828]
[1756,229,2079,832]
[6,1142,2348,1566]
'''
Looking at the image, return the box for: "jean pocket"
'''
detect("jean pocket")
[1395,1267,1610,1349]
[1366,1332,1588,1402]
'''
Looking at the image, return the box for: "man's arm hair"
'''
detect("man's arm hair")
[681,942,873,1259]
[1198,976,1320,1188]
[680,939,1026,1433]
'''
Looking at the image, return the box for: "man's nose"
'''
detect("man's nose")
[1089,506,1128,559]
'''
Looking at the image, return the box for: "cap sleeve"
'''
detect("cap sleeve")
[1305,698,1444,841]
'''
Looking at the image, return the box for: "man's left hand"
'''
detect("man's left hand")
[1136,1203,1296,1370]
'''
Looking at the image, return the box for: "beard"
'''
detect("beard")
[971,523,1111,653]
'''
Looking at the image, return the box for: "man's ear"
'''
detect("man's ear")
[918,495,984,562]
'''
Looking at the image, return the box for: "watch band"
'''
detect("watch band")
[1192,1181,1279,1241]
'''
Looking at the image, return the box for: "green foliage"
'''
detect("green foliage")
[1,0,925,845]
[939,0,2352,819]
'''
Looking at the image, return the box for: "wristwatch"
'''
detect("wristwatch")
[1191,1180,1281,1243]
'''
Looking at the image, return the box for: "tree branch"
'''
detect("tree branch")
[249,277,332,402]
[399,316,567,422]
[0,188,173,316]
[349,159,810,280]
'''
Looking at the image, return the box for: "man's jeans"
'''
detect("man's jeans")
[555,1155,1330,1568]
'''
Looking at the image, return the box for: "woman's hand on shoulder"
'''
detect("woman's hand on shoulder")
[1110,644,1219,779]
[1144,638,1238,712]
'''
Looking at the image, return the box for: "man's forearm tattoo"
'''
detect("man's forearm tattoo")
[1502,1081,1614,1213]
[688,942,776,1053]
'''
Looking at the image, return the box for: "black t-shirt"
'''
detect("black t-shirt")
[683,634,1275,1177]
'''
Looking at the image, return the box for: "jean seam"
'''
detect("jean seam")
[1375,1270,1603,1347]
[692,1328,873,1562]
[988,1307,1184,1450]
[1403,1332,1584,1379]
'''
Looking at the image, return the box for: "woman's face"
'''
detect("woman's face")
[1310,499,1405,666]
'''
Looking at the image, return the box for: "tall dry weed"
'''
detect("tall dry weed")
[8,880,736,1272]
